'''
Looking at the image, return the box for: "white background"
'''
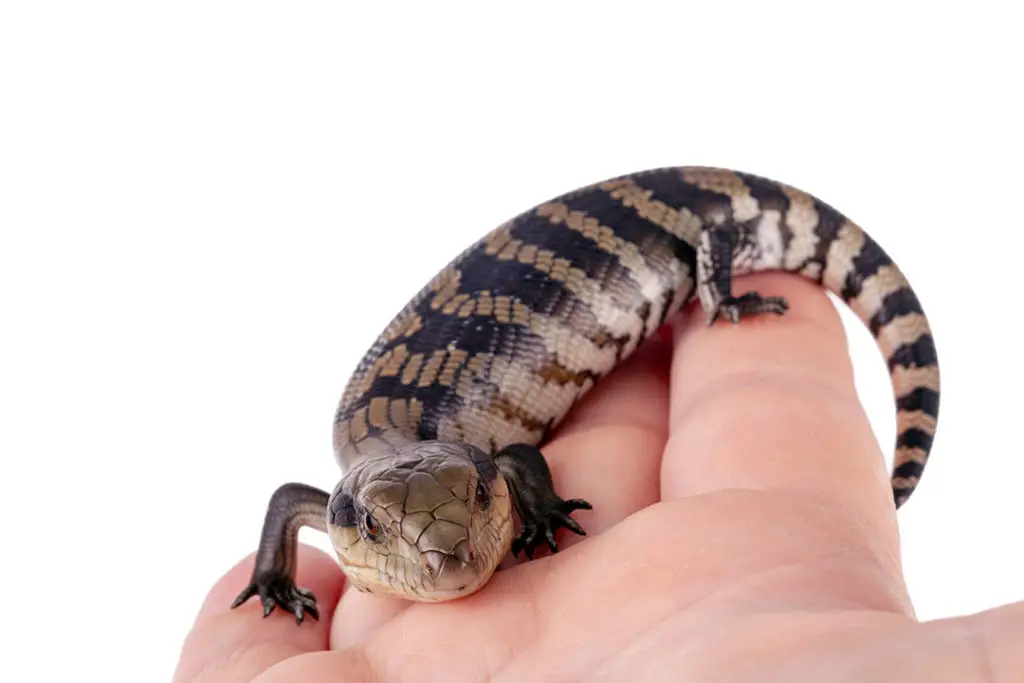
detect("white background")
[2,2,1021,680]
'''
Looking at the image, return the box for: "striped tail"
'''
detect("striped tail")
[701,166,942,508]
[817,220,939,507]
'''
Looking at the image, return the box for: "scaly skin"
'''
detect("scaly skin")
[232,166,939,622]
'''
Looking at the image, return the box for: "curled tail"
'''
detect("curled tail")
[694,167,940,508]
[819,220,939,507]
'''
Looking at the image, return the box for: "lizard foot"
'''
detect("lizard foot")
[511,494,591,558]
[231,571,319,624]
[493,443,592,559]
[707,291,789,326]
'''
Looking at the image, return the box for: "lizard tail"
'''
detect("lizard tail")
[818,220,939,508]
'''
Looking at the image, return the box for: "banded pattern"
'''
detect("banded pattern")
[333,166,940,508]
[234,165,943,617]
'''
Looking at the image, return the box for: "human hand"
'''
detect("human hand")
[175,274,1022,682]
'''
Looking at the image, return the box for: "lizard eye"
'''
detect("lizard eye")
[362,511,381,541]
[475,481,490,509]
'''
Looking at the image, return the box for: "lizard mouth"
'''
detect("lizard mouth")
[421,549,480,597]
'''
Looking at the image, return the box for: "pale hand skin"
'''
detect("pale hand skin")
[176,275,1023,682]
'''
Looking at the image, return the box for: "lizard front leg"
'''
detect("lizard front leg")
[231,483,329,624]
[494,443,591,559]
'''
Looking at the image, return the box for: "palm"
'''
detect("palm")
[175,277,1021,682]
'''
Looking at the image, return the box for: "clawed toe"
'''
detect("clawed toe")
[512,496,592,559]
[708,292,789,325]
[232,573,319,624]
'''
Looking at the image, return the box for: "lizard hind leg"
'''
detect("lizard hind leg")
[697,223,790,326]
[708,291,790,325]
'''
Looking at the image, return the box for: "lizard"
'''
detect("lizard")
[231,166,939,623]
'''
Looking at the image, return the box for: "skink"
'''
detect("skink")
[231,166,939,622]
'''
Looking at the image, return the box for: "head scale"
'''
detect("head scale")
[326,440,513,601]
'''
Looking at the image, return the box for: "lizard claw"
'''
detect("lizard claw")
[512,496,591,559]
[707,291,789,326]
[495,443,592,560]
[232,573,319,624]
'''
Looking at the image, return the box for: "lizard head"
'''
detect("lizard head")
[326,441,513,601]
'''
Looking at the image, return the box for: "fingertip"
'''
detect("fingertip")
[672,273,852,379]
[664,272,892,513]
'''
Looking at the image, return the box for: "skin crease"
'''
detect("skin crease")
[176,274,1023,683]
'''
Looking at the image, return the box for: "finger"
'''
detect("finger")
[663,273,894,518]
[951,600,1024,676]
[577,272,912,616]
[174,545,344,683]
[660,272,909,609]
[542,327,673,538]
